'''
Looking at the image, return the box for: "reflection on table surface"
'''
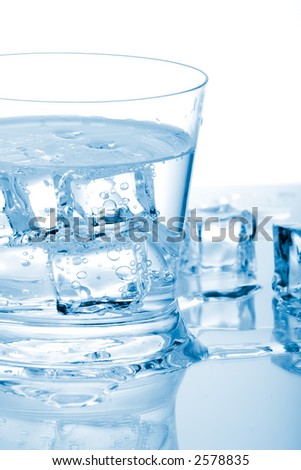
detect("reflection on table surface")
[176,185,301,450]
[0,185,300,450]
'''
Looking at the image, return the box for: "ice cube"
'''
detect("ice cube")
[272,297,301,374]
[52,239,150,315]
[54,418,142,450]
[61,165,156,227]
[0,416,55,450]
[272,296,301,354]
[179,204,259,299]
[0,172,32,239]
[0,188,13,244]
[25,171,58,231]
[145,240,176,287]
[0,246,55,310]
[272,224,301,301]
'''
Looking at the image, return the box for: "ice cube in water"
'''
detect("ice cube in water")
[52,239,149,314]
[0,116,194,314]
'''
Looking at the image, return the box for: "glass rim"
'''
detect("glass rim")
[0,51,208,104]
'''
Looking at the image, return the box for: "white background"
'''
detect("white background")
[0,0,300,187]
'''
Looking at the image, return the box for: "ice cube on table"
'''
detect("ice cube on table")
[180,292,256,331]
[272,224,301,301]
[273,296,301,351]
[178,204,259,300]
[0,246,55,310]
[272,297,301,375]
[52,239,149,315]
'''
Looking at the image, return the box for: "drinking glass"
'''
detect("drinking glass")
[0,53,207,449]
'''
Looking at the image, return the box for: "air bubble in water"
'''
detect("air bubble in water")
[107,249,120,261]
[79,286,91,298]
[71,281,80,289]
[99,191,109,200]
[91,350,111,360]
[120,182,129,190]
[115,266,132,280]
[77,271,87,280]
[73,256,82,266]
[103,199,117,211]
[86,141,115,150]
[21,260,31,267]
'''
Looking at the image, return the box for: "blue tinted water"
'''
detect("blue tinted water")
[0,116,194,315]
[0,116,200,449]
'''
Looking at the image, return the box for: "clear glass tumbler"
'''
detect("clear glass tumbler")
[0,53,207,449]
